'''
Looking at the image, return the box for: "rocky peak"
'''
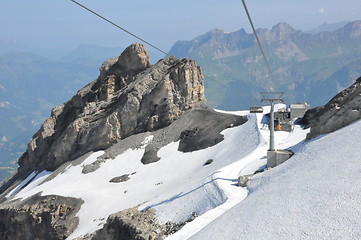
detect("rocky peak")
[260,22,295,41]
[99,43,150,80]
[271,22,295,35]
[115,43,150,73]
[193,28,227,45]
[208,28,226,36]
[237,28,249,36]
[16,44,207,175]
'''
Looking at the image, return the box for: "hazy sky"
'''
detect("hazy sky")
[1,0,360,55]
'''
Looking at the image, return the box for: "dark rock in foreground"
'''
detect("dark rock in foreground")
[139,108,246,164]
[302,76,361,139]
[91,206,164,240]
[0,194,82,240]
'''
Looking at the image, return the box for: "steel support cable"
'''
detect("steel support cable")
[69,0,170,57]
[241,0,274,83]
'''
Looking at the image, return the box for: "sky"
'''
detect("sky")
[0,0,360,57]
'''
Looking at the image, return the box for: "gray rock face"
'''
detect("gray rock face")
[77,108,247,167]
[109,174,130,183]
[302,76,361,139]
[17,43,206,174]
[90,206,199,240]
[90,206,166,240]
[140,108,247,164]
[0,194,83,240]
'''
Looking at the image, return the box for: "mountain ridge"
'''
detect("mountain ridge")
[169,20,361,110]
[306,20,350,34]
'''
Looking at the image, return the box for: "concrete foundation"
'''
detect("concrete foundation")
[267,149,294,168]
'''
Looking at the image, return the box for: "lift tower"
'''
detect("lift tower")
[261,92,293,167]
[261,92,284,151]
[241,0,293,167]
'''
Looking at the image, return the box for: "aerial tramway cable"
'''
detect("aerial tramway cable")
[70,0,272,81]
[241,0,283,152]
[241,0,274,83]
[69,0,170,56]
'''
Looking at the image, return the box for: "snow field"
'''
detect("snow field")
[8,107,309,240]
[167,109,309,239]
[191,119,361,240]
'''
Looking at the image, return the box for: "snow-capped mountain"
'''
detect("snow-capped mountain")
[0,43,360,240]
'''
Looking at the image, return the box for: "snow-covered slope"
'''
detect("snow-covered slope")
[191,119,361,240]
[6,106,310,239]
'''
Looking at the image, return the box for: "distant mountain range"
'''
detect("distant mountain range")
[306,21,350,34]
[0,51,100,180]
[169,20,361,110]
[59,44,125,67]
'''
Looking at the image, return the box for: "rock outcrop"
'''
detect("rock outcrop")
[301,76,361,139]
[17,43,206,175]
[0,194,82,240]
[90,206,165,240]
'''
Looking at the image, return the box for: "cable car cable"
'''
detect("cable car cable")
[69,0,170,57]
[241,0,274,83]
